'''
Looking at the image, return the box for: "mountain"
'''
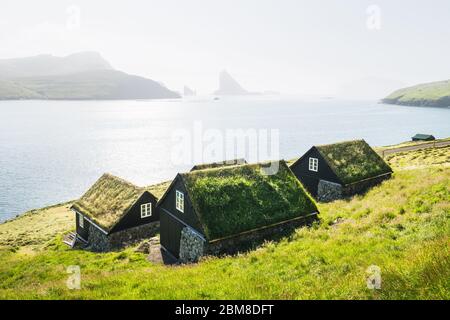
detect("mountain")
[338,77,406,100]
[0,52,180,100]
[183,85,196,96]
[214,70,255,96]
[0,52,113,78]
[382,80,450,108]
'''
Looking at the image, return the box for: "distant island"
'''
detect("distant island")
[214,70,260,96]
[382,80,450,108]
[0,52,180,100]
[183,85,196,96]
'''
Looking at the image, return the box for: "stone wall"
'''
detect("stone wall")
[108,221,160,249]
[317,174,392,202]
[179,227,205,263]
[205,213,318,257]
[87,224,110,252]
[317,180,343,202]
[87,221,159,252]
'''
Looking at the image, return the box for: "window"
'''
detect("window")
[309,157,318,172]
[78,213,84,228]
[140,203,152,218]
[176,190,184,213]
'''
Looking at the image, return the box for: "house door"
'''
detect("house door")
[76,213,89,241]
[161,213,183,258]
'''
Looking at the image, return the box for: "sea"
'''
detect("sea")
[0,96,449,222]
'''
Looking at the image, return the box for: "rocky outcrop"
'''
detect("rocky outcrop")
[214,70,254,96]
[135,236,160,254]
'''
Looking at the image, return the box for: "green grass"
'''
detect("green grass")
[383,80,450,107]
[386,146,450,170]
[0,202,74,252]
[0,147,448,299]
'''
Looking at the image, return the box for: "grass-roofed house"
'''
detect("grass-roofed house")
[157,160,318,263]
[70,173,160,251]
[190,158,247,171]
[290,139,393,202]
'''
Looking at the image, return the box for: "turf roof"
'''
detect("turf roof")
[72,173,144,232]
[180,160,318,241]
[144,180,171,199]
[191,158,247,171]
[315,140,392,185]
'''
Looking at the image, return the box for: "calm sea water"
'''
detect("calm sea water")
[0,96,449,222]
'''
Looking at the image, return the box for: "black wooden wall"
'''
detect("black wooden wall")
[75,212,90,241]
[110,191,159,234]
[290,147,341,196]
[158,176,205,258]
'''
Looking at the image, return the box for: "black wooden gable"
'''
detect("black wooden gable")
[290,146,343,193]
[156,174,205,234]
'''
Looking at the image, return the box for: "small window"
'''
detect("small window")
[176,190,184,213]
[78,213,84,228]
[140,203,152,218]
[309,157,318,172]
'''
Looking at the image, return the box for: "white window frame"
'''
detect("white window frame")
[309,157,319,172]
[140,203,152,218]
[78,213,84,228]
[175,190,185,213]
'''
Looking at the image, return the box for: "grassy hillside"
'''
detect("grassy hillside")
[0,70,180,100]
[383,80,450,107]
[0,52,112,78]
[0,202,74,252]
[0,80,44,99]
[0,147,448,299]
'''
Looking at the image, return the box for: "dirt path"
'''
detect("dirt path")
[380,140,450,157]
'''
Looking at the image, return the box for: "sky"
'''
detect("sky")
[0,0,449,95]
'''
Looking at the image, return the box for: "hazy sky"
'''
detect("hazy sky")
[1,0,449,95]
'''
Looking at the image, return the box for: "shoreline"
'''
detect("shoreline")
[2,138,449,225]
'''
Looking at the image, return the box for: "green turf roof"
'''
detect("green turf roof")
[72,173,144,232]
[180,160,318,241]
[191,158,247,171]
[144,180,171,199]
[316,140,392,185]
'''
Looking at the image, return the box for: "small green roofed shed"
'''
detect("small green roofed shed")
[315,139,392,185]
[190,158,247,171]
[412,134,435,141]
